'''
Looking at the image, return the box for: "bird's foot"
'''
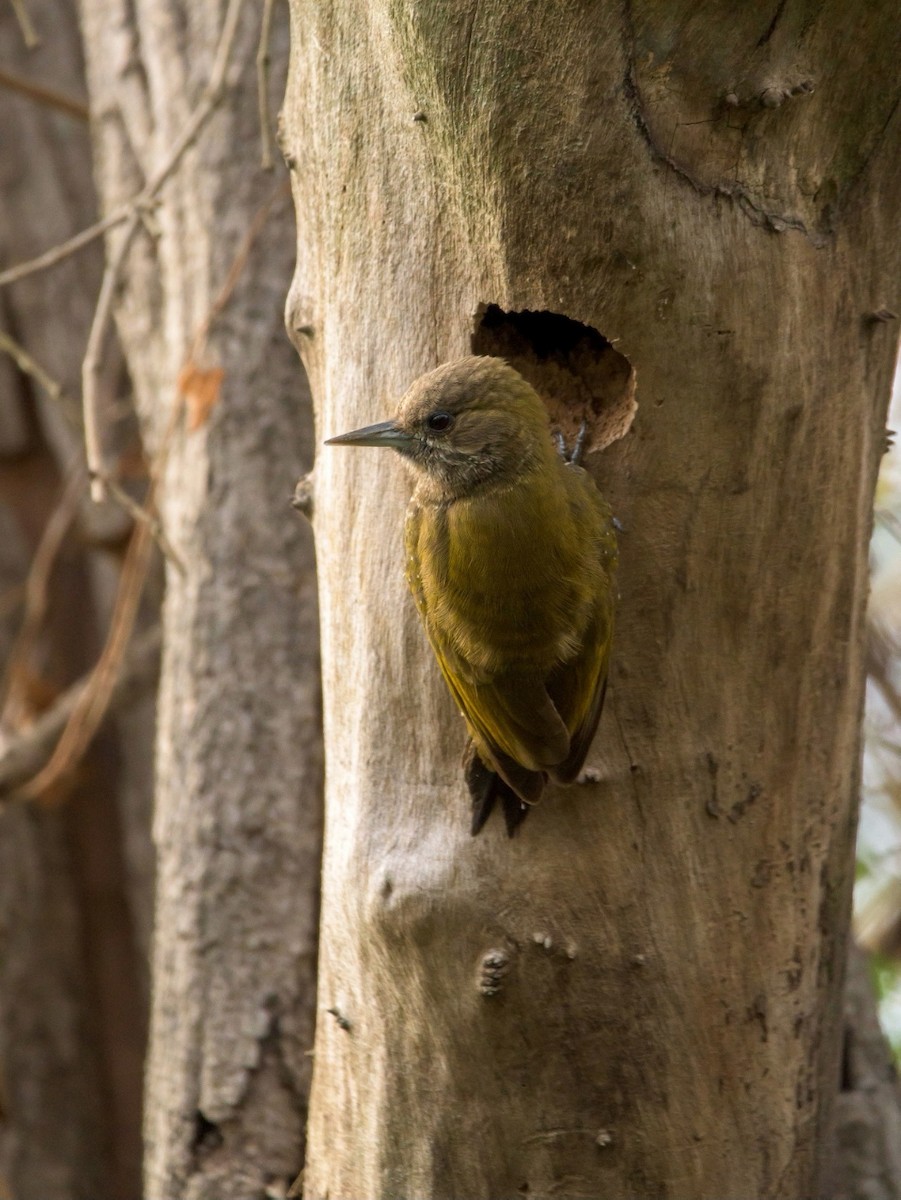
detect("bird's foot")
[569,420,588,466]
[554,420,589,466]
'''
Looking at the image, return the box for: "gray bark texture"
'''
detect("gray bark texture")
[76,1,323,1197]
[0,3,150,1197]
[282,3,901,1198]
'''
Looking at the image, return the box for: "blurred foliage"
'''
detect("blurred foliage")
[856,361,901,1061]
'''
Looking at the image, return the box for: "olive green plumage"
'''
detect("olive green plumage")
[326,356,617,834]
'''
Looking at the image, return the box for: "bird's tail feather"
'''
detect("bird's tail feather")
[464,747,533,837]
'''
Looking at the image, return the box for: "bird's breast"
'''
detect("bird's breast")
[409,472,597,676]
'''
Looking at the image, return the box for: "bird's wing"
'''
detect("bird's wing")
[447,659,569,772]
[405,502,567,793]
[546,591,613,783]
[547,474,618,783]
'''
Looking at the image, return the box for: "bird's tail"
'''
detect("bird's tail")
[464,747,535,837]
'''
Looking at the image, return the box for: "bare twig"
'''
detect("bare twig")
[0,328,64,404]
[82,223,139,501]
[0,0,245,297]
[174,179,286,436]
[8,370,182,803]
[0,625,161,798]
[18,513,155,802]
[9,0,38,48]
[875,508,901,549]
[92,470,186,573]
[0,327,82,431]
[870,666,901,726]
[257,0,277,169]
[0,207,129,289]
[0,67,88,121]
[0,330,179,563]
[0,467,84,729]
[83,0,248,500]
[189,178,289,363]
[868,623,901,724]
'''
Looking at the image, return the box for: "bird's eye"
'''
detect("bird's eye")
[426,411,454,433]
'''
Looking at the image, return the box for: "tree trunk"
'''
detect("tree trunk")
[0,4,149,1196]
[282,3,901,1197]
[77,2,323,1196]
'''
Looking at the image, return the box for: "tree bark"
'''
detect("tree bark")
[283,3,901,1197]
[0,4,149,1196]
[77,1,323,1196]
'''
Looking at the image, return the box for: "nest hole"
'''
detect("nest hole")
[472,305,636,454]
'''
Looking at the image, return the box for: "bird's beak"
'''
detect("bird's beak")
[324,420,414,449]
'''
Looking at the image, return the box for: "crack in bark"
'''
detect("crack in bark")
[756,0,788,48]
[621,15,901,248]
[191,1110,224,1155]
[120,0,153,131]
[613,702,645,837]
[186,1004,308,1181]
[237,1003,309,1117]
[460,3,477,84]
[619,0,826,243]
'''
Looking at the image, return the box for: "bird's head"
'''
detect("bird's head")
[326,356,554,498]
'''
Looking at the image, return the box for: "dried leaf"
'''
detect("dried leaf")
[178,361,225,431]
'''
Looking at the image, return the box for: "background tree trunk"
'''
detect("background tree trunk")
[283,3,901,1197]
[0,4,150,1196]
[77,1,323,1196]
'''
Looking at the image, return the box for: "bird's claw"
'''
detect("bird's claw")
[569,420,588,466]
[555,420,589,466]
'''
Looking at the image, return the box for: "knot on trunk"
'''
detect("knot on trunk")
[479,948,512,997]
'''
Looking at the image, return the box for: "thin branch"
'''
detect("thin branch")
[868,625,901,725]
[82,222,139,501]
[0,207,129,289]
[0,327,83,431]
[0,0,244,300]
[0,327,64,404]
[208,0,245,87]
[0,468,85,729]
[189,178,289,363]
[7,368,182,803]
[18,513,155,802]
[83,0,248,500]
[0,66,88,121]
[0,330,177,562]
[9,0,38,48]
[0,624,161,798]
[92,470,186,574]
[867,732,901,759]
[875,508,901,549]
[871,669,901,727]
[257,0,277,169]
